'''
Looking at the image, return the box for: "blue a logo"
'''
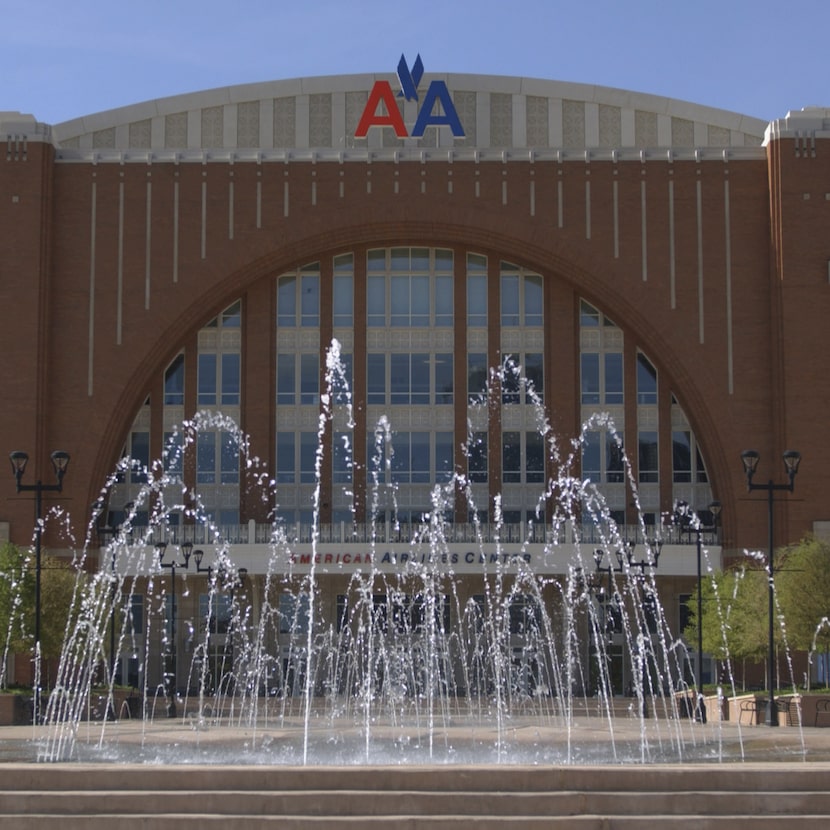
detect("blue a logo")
[355,54,465,138]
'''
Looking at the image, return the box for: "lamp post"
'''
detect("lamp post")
[740,448,801,727]
[95,500,133,686]
[594,539,663,716]
[157,540,192,718]
[674,500,721,721]
[193,550,248,691]
[9,449,70,723]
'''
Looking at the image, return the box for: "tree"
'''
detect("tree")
[684,564,777,688]
[776,536,830,688]
[0,542,33,685]
[0,542,80,686]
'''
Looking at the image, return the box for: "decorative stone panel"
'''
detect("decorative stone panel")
[237,101,260,148]
[201,106,224,148]
[526,95,549,148]
[165,112,188,148]
[273,97,296,148]
[490,93,512,148]
[563,100,585,147]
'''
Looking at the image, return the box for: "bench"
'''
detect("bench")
[738,696,794,726]
[738,698,761,725]
[814,698,830,727]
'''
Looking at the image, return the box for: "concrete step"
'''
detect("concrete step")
[2,789,830,817]
[1,763,829,827]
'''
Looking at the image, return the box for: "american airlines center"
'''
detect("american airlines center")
[1,57,829,697]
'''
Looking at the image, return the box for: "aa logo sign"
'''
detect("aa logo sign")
[355,54,465,138]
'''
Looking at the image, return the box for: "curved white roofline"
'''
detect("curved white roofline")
[40,73,767,156]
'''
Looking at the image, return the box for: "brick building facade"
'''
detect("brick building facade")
[1,72,828,693]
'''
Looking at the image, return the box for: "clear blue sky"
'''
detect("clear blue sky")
[3,0,827,126]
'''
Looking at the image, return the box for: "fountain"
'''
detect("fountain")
[0,343,811,765]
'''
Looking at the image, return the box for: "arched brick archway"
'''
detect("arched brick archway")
[83,203,743,549]
[7,75,818,555]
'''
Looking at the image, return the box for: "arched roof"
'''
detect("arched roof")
[49,73,768,157]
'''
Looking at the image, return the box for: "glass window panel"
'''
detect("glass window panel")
[524,275,543,326]
[220,431,239,483]
[367,275,386,327]
[300,353,319,405]
[607,433,625,483]
[695,446,709,484]
[581,353,600,404]
[221,353,240,405]
[390,275,409,326]
[333,274,353,327]
[580,300,600,327]
[277,353,295,405]
[332,352,352,405]
[502,357,520,404]
[163,431,183,474]
[501,274,520,326]
[524,353,544,403]
[435,275,453,326]
[390,354,409,404]
[198,353,217,405]
[411,275,429,326]
[130,431,149,483]
[367,249,386,271]
[468,353,488,403]
[276,432,295,483]
[391,432,410,483]
[411,354,430,404]
[390,248,409,270]
[434,248,453,271]
[582,431,601,482]
[222,301,241,328]
[277,276,297,327]
[411,433,430,482]
[164,355,185,405]
[605,353,623,404]
[300,432,318,483]
[333,431,352,484]
[411,248,430,270]
[638,431,659,483]
[467,273,487,327]
[300,274,319,327]
[468,432,488,483]
[334,253,353,273]
[130,594,144,635]
[435,354,453,404]
[367,354,386,404]
[526,432,545,482]
[637,354,658,404]
[672,430,692,483]
[197,431,216,484]
[502,431,521,483]
[435,432,454,482]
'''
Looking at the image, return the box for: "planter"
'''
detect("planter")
[0,693,33,725]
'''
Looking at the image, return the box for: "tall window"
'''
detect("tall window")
[164,355,184,405]
[581,353,622,405]
[366,248,453,327]
[502,432,545,484]
[638,431,659,483]
[582,430,625,484]
[277,354,319,405]
[637,353,658,404]
[367,353,453,405]
[277,266,320,327]
[500,264,543,326]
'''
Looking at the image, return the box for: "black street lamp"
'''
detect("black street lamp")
[674,499,721,721]
[741,448,801,727]
[9,449,70,723]
[157,540,192,718]
[593,540,662,715]
[193,549,248,688]
[95,501,134,688]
